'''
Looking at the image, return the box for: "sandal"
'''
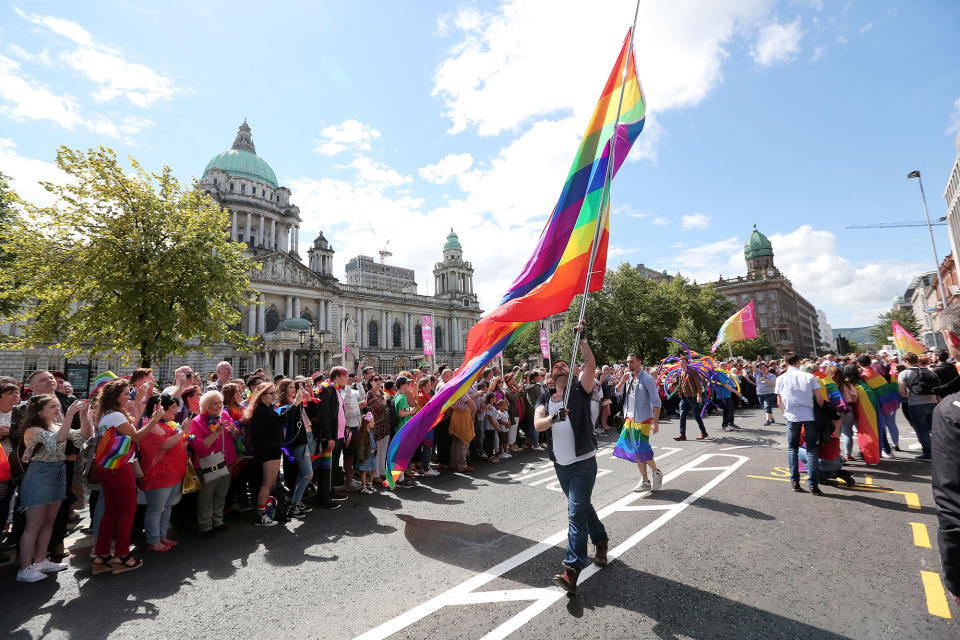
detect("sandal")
[111,553,143,574]
[92,554,113,576]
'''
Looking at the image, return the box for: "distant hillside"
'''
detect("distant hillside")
[833,326,874,345]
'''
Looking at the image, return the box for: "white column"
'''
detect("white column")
[285,296,293,319]
[382,309,387,349]
[247,300,256,335]
[257,297,265,334]
[326,300,332,332]
[293,226,299,253]
[360,308,366,348]
[294,298,301,318]
[231,211,237,241]
[274,351,283,376]
[270,218,276,250]
[246,212,252,244]
[288,351,295,376]
[258,215,265,247]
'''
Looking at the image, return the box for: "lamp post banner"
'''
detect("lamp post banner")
[422,314,434,356]
[539,329,550,358]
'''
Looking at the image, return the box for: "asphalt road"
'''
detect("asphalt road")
[2,407,956,639]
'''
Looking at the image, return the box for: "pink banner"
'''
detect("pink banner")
[539,329,550,358]
[422,314,434,356]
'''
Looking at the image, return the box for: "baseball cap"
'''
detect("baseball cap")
[396,375,411,386]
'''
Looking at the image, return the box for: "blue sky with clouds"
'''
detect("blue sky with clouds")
[1,1,958,328]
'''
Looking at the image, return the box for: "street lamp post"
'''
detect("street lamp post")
[909,170,950,311]
[298,323,323,375]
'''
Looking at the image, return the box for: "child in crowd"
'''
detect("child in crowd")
[496,399,512,460]
[483,392,500,463]
[355,412,377,494]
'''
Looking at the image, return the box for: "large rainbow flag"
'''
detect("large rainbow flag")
[383,29,646,487]
[710,301,757,353]
[892,320,924,357]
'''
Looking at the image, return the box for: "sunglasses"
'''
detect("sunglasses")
[372,377,382,382]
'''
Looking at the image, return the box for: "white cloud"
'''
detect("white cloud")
[751,18,804,67]
[0,137,68,207]
[652,217,670,226]
[6,44,53,66]
[14,7,179,107]
[0,53,84,128]
[419,152,474,184]
[681,213,711,230]
[336,157,411,189]
[314,119,381,156]
[948,97,960,135]
[86,114,154,139]
[859,22,875,34]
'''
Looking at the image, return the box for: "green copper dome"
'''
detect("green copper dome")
[276,317,311,331]
[744,224,773,260]
[444,228,462,251]
[203,121,279,188]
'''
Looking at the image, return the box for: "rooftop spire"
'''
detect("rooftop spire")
[232,120,256,153]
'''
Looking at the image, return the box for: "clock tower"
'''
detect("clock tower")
[744,224,779,280]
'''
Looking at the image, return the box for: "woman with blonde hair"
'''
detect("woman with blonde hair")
[189,390,241,537]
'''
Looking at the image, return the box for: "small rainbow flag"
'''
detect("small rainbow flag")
[892,320,924,357]
[710,301,758,353]
[311,439,334,470]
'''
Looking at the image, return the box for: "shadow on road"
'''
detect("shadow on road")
[647,490,776,520]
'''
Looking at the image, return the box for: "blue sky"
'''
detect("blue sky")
[1,0,958,328]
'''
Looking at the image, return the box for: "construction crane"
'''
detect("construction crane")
[364,218,393,263]
[846,218,947,229]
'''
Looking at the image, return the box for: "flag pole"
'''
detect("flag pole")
[563,0,640,407]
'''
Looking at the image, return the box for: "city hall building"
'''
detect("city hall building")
[0,122,482,391]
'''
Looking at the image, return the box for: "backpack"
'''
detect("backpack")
[907,368,939,396]
[387,395,400,431]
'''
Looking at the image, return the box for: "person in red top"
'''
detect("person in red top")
[139,394,188,552]
[798,425,855,487]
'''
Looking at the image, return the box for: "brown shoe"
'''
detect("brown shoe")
[552,564,582,594]
[594,541,608,568]
[696,433,708,440]
[673,434,686,441]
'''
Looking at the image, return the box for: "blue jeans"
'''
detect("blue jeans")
[553,456,607,569]
[759,394,776,415]
[908,402,934,458]
[292,432,315,505]
[787,420,820,488]
[144,483,181,544]
[797,449,842,482]
[418,439,433,469]
[882,410,899,447]
[678,397,706,436]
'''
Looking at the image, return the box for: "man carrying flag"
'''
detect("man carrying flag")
[533,323,608,594]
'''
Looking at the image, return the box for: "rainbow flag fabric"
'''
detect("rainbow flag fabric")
[383,29,646,488]
[892,320,924,356]
[852,382,881,465]
[710,301,758,352]
[860,367,899,416]
[94,427,135,469]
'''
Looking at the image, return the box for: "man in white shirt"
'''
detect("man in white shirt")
[775,352,825,496]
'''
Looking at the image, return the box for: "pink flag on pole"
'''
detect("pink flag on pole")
[422,315,434,355]
[539,329,550,358]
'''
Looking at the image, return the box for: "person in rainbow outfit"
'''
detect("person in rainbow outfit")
[613,352,662,492]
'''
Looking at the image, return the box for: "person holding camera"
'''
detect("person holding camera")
[533,324,608,594]
[189,391,241,536]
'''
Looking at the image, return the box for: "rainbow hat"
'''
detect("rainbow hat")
[91,371,120,395]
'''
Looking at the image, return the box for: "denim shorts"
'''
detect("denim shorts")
[19,460,67,510]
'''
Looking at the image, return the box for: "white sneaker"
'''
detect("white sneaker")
[633,479,652,492]
[34,559,69,573]
[651,469,663,491]
[347,479,362,491]
[500,452,512,459]
[16,565,47,582]
[422,469,440,477]
[881,451,893,459]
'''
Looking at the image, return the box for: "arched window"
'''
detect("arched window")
[368,320,379,347]
[392,321,402,349]
[435,326,444,351]
[265,307,280,332]
[415,323,423,349]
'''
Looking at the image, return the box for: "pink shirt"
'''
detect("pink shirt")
[189,410,238,466]
[336,387,346,439]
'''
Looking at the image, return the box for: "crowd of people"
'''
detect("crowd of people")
[0,340,954,593]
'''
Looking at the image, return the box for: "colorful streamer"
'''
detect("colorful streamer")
[710,301,758,352]
[383,29,646,488]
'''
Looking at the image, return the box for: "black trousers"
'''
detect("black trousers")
[435,414,451,465]
[722,396,736,426]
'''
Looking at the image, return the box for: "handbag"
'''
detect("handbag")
[182,460,201,494]
[197,429,229,483]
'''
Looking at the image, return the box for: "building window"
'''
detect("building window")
[435,326,444,350]
[265,308,279,332]
[758,304,766,314]
[241,183,246,193]
[230,182,234,192]
[392,321,402,349]
[770,303,778,313]
[368,320,379,347]
[760,317,768,328]
[415,323,423,349]
[463,298,470,306]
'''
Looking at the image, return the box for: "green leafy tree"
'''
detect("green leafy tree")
[728,335,776,360]
[502,321,541,367]
[871,308,921,346]
[0,172,22,320]
[0,146,258,367]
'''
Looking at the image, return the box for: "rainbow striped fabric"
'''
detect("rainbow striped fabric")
[311,439,334,470]
[852,382,881,465]
[710,301,758,352]
[91,371,119,395]
[860,367,899,416]
[94,427,135,469]
[814,374,847,414]
[383,29,646,488]
[893,320,924,356]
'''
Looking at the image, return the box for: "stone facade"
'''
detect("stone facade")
[711,225,820,357]
[0,122,483,389]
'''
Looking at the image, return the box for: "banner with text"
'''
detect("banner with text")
[539,329,550,359]
[422,315,434,356]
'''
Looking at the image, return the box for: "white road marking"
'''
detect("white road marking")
[355,453,749,640]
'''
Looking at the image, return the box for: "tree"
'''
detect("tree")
[0,172,22,320]
[0,146,258,367]
[871,308,921,346]
[728,335,776,360]
[502,321,541,367]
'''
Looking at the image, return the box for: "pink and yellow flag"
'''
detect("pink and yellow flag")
[710,301,758,352]
[892,320,924,357]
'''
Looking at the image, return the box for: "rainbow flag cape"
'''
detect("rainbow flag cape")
[710,301,757,352]
[892,320,924,357]
[852,381,881,465]
[861,367,899,416]
[383,30,646,488]
[814,373,847,414]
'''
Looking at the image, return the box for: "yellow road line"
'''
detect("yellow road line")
[920,571,953,618]
[909,522,932,548]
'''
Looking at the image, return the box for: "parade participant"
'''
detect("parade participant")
[189,391,241,536]
[776,352,825,496]
[524,372,546,450]
[341,375,366,489]
[899,352,938,460]
[754,363,778,425]
[244,383,285,525]
[273,379,313,517]
[534,324,608,594]
[139,394,187,552]
[315,367,350,501]
[92,379,158,575]
[355,412,377,494]
[834,366,860,461]
[414,377,439,476]
[614,353,662,492]
[15,395,91,582]
[674,357,708,441]
[391,376,417,487]
[448,385,477,473]
[205,361,234,392]
[365,375,390,484]
[931,306,960,605]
